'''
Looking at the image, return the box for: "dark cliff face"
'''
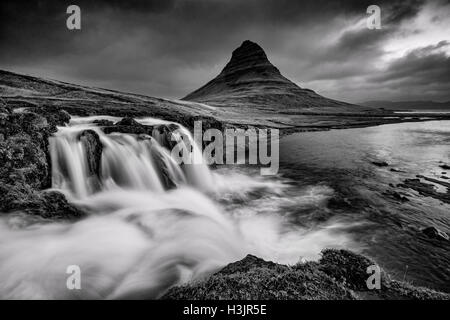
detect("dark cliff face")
[183,40,365,112]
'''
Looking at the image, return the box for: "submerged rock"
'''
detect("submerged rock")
[383,190,409,202]
[422,227,449,241]
[372,161,389,167]
[398,178,450,204]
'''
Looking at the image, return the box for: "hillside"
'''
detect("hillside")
[183,40,371,113]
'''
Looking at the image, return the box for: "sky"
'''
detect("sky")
[1,0,449,103]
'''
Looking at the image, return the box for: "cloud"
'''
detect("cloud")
[0,0,448,102]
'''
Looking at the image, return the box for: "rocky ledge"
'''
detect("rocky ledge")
[163,249,450,300]
[0,101,84,219]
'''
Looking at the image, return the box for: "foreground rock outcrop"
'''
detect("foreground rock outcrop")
[0,105,85,219]
[163,249,450,300]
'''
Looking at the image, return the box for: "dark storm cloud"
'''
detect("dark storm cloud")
[0,0,448,101]
[363,41,450,101]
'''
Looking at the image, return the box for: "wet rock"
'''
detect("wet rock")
[383,190,409,202]
[416,174,450,188]
[115,117,141,127]
[152,124,180,150]
[93,119,114,126]
[78,130,103,177]
[103,117,152,135]
[422,227,449,241]
[0,184,84,219]
[397,178,450,204]
[372,161,389,167]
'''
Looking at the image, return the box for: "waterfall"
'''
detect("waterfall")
[49,117,212,198]
[0,115,355,299]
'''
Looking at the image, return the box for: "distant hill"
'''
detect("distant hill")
[361,100,450,111]
[183,40,373,113]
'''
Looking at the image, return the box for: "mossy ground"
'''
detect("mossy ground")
[163,249,450,300]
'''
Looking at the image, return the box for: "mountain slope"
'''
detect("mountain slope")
[3,65,446,133]
[0,69,219,129]
[183,40,369,112]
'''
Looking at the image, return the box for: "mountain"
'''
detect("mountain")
[361,100,450,111]
[183,40,369,113]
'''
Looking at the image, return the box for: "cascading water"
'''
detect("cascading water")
[0,115,356,299]
[50,116,211,197]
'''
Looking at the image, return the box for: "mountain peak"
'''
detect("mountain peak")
[219,40,281,78]
[182,40,364,113]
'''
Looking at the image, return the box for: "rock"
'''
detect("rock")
[0,184,84,219]
[0,132,49,189]
[0,99,11,114]
[390,168,405,173]
[151,124,180,150]
[397,178,450,204]
[78,130,103,177]
[0,109,84,219]
[218,254,279,275]
[93,119,114,126]
[35,107,71,127]
[319,249,377,291]
[440,164,450,170]
[441,176,449,180]
[372,161,389,167]
[383,190,409,202]
[115,117,141,127]
[163,248,450,300]
[103,117,152,135]
[422,227,449,241]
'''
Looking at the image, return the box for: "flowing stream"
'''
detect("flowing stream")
[0,116,353,299]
